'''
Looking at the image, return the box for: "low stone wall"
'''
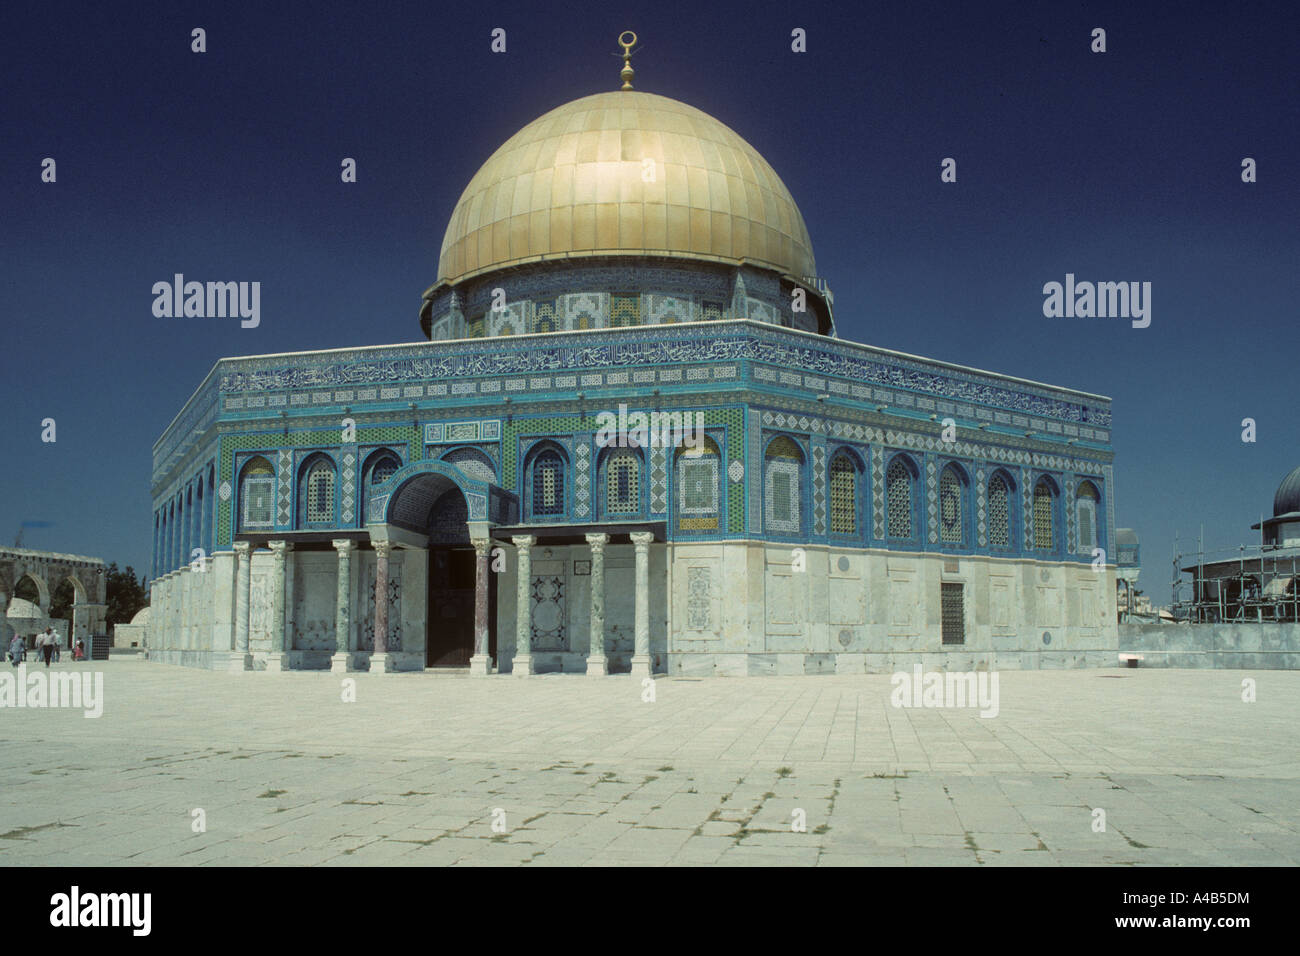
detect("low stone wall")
[1119,622,1300,669]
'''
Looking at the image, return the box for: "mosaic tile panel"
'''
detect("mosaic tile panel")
[276,450,292,527]
[650,444,668,515]
[573,441,591,519]
[340,447,356,524]
[872,452,885,539]
[1065,471,1077,554]
[811,442,826,535]
[1022,467,1033,550]
[926,459,938,545]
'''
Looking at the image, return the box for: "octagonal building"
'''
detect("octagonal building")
[146,52,1118,675]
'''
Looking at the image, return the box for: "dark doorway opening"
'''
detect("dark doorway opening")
[426,548,495,667]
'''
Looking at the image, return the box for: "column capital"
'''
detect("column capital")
[332,538,356,554]
[373,540,392,558]
[269,540,294,557]
[232,541,252,558]
[629,531,654,551]
[471,536,492,557]
[584,532,610,554]
[512,534,537,550]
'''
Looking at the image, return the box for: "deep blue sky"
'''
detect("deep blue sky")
[2,0,1296,602]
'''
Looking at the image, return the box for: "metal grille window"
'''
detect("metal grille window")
[1033,480,1055,550]
[830,455,856,534]
[1077,482,1099,553]
[887,458,912,538]
[988,474,1010,549]
[533,451,564,516]
[605,451,640,514]
[306,461,335,524]
[772,471,792,522]
[941,582,965,644]
[939,466,963,544]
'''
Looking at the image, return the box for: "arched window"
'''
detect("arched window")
[988,472,1013,550]
[443,447,496,483]
[1076,481,1100,554]
[829,452,859,535]
[362,450,401,523]
[764,436,803,534]
[939,464,966,545]
[298,455,337,526]
[675,436,721,532]
[238,456,275,531]
[603,449,642,516]
[886,456,915,539]
[1033,478,1056,551]
[530,447,565,518]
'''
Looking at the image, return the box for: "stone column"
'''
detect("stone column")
[469,536,493,676]
[585,533,609,676]
[370,542,394,673]
[512,535,536,676]
[330,539,356,673]
[630,531,654,679]
[265,541,293,672]
[232,542,253,670]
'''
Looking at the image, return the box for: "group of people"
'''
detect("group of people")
[6,626,86,667]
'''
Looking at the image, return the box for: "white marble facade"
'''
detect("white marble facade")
[145,538,1117,673]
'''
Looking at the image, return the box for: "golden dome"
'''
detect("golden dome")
[436,90,817,285]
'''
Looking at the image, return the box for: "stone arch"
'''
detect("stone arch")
[372,458,491,530]
[13,571,50,611]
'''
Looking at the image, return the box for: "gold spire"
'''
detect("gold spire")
[617,31,637,89]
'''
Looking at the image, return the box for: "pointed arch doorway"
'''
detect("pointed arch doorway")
[425,485,497,667]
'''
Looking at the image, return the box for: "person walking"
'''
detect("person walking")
[7,633,24,666]
[38,627,54,667]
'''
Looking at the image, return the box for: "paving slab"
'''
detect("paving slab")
[1,661,1297,865]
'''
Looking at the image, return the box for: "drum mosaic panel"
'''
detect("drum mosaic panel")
[609,293,640,328]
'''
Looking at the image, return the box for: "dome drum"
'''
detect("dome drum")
[420,257,832,340]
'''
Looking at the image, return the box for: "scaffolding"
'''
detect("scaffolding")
[1170,539,1300,623]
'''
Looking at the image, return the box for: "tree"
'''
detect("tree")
[49,579,75,622]
[105,563,147,629]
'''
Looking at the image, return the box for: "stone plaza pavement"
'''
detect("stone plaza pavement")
[2,660,1298,866]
